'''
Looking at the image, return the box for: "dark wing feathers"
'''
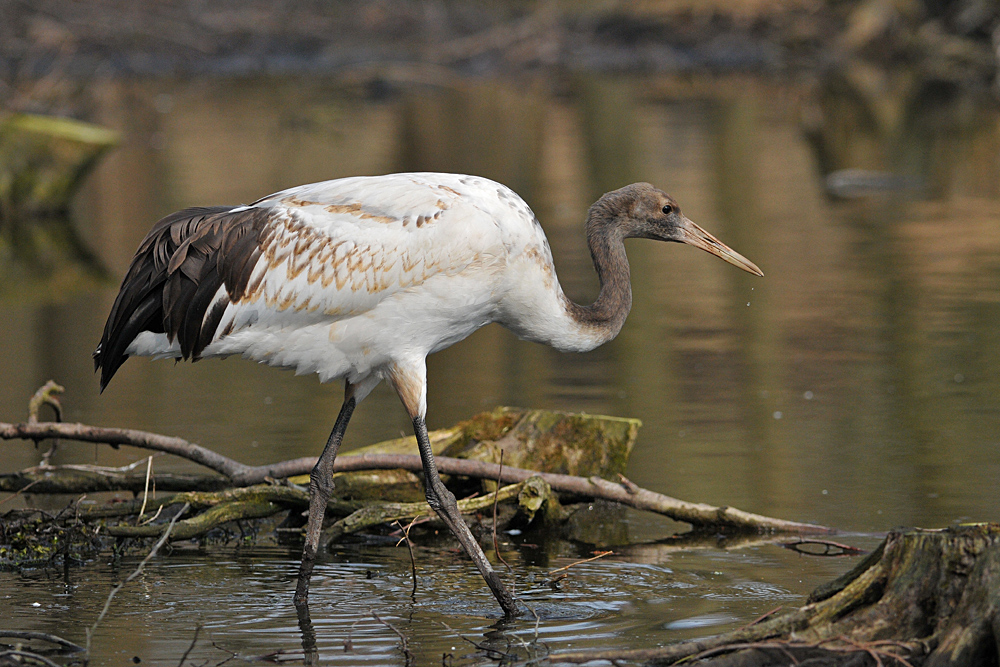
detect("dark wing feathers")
[94,205,271,391]
[219,227,263,300]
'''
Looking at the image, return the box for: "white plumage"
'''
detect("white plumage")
[95,171,762,616]
[120,173,600,403]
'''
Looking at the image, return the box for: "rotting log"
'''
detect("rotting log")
[554,524,1000,666]
[0,113,118,219]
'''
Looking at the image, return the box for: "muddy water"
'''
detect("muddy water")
[2,71,1000,664]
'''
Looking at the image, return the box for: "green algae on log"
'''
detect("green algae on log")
[296,407,641,501]
[0,113,118,220]
[445,407,640,490]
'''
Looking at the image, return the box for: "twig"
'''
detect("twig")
[86,502,191,653]
[344,618,365,652]
[736,605,784,631]
[243,648,304,663]
[371,611,413,666]
[0,631,83,652]
[0,478,42,506]
[617,473,640,494]
[137,503,165,526]
[394,519,419,598]
[209,640,239,666]
[781,538,866,556]
[137,455,154,523]
[0,649,63,667]
[679,641,801,665]
[177,625,202,667]
[27,381,63,467]
[547,550,613,575]
[493,450,511,572]
[27,381,63,424]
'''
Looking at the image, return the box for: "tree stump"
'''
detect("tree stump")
[557,524,1000,666]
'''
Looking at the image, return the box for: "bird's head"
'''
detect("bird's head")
[591,182,764,277]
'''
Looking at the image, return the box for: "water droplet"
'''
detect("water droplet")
[821,489,828,495]
[773,411,783,420]
[804,391,814,400]
[746,302,751,307]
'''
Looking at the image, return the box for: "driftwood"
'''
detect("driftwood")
[1,411,831,536]
[554,524,1000,666]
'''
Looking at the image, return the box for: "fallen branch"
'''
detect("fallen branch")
[0,631,83,652]
[2,419,832,535]
[327,481,525,540]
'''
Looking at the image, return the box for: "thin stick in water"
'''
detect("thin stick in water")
[394,519,419,598]
[86,502,191,653]
[547,550,613,575]
[371,610,413,666]
[492,450,511,572]
[176,625,202,667]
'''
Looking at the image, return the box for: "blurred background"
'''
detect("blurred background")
[2,1,1000,664]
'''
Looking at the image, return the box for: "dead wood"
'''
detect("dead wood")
[554,524,1000,666]
[1,415,831,535]
[0,468,232,494]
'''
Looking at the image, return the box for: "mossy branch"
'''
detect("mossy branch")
[327,480,527,541]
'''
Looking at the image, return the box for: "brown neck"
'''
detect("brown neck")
[563,204,633,342]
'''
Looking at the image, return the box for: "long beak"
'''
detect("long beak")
[678,216,764,277]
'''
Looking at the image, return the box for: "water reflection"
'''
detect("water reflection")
[2,70,1000,662]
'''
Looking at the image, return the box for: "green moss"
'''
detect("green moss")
[0,514,103,571]
[457,408,641,481]
[442,406,524,455]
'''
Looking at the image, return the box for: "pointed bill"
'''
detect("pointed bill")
[678,217,764,277]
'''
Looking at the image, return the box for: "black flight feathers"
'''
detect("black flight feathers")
[94,205,270,392]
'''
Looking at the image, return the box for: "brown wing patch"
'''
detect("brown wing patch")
[434,184,461,198]
[282,196,398,224]
[94,205,271,391]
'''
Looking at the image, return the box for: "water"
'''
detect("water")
[2,71,1000,663]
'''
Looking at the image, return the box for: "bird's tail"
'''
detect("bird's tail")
[93,206,242,392]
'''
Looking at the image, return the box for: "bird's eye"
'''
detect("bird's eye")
[661,204,673,215]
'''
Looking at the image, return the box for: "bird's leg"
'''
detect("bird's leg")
[411,415,520,617]
[294,390,356,606]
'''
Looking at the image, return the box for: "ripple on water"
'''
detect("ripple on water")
[0,537,866,666]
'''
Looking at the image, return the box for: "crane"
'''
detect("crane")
[94,172,763,617]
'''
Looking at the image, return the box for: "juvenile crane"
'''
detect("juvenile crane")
[94,172,763,616]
